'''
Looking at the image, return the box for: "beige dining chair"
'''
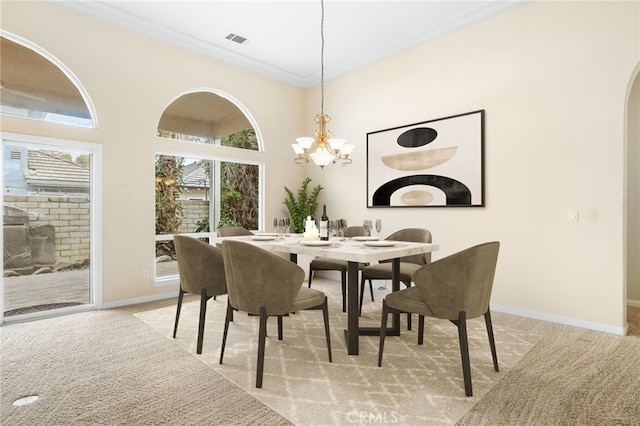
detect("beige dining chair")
[377,241,500,397]
[216,226,253,237]
[359,228,432,329]
[308,225,374,312]
[173,235,227,355]
[220,239,332,388]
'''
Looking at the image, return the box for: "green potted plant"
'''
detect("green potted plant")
[283,177,323,233]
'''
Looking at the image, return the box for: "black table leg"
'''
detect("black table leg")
[356,257,401,338]
[345,260,359,355]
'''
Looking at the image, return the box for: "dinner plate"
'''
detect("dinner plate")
[300,240,332,246]
[364,241,394,247]
[250,235,276,241]
[254,233,278,236]
[352,236,379,241]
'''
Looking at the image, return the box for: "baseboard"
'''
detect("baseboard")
[100,291,178,309]
[628,298,640,308]
[491,304,627,336]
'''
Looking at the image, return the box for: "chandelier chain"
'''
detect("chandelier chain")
[320,0,325,115]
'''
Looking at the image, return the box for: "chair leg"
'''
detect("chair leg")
[173,288,185,338]
[368,280,375,302]
[485,310,499,372]
[197,289,209,355]
[308,266,314,288]
[456,311,473,397]
[418,315,425,345]
[219,301,233,364]
[403,280,412,331]
[321,296,333,362]
[378,299,390,367]
[340,271,347,312]
[277,316,283,340]
[256,306,268,388]
[359,275,367,315]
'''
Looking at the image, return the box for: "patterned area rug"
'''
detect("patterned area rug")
[135,278,539,425]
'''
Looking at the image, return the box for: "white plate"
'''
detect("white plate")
[364,241,394,247]
[251,236,276,241]
[254,233,278,236]
[300,240,332,246]
[352,236,379,241]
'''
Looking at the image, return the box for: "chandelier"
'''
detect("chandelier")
[292,0,354,169]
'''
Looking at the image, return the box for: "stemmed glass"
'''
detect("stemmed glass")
[339,219,347,239]
[329,220,338,240]
[273,218,279,234]
[284,218,291,236]
[375,219,382,238]
[363,220,372,237]
[278,218,286,238]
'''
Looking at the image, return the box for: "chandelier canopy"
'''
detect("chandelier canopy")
[292,0,354,169]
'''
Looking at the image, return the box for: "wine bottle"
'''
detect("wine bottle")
[320,204,329,241]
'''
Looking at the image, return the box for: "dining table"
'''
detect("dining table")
[216,233,439,355]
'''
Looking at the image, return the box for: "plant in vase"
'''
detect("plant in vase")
[283,177,323,234]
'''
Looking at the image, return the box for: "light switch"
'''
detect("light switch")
[568,210,579,222]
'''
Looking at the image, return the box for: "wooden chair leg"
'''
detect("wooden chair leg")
[256,306,268,388]
[378,300,389,367]
[219,301,233,364]
[485,310,499,372]
[277,316,283,340]
[196,289,208,354]
[173,288,185,338]
[321,297,333,362]
[456,311,473,397]
[308,266,314,288]
[418,315,425,345]
[368,279,375,302]
[340,271,347,312]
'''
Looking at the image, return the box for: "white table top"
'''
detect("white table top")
[216,234,439,263]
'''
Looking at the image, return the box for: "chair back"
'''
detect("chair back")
[217,226,253,237]
[222,240,305,316]
[344,226,366,238]
[174,235,227,297]
[385,228,432,265]
[413,241,500,320]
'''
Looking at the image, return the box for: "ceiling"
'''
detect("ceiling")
[56,0,529,88]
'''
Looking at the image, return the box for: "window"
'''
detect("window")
[154,91,261,282]
[0,35,94,127]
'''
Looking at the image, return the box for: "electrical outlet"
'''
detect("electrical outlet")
[568,210,579,222]
[143,269,149,278]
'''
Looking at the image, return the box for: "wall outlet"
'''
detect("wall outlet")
[143,269,149,278]
[568,210,579,222]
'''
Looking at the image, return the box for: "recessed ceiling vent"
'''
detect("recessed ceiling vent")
[225,33,251,46]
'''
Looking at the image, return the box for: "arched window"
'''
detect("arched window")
[154,91,262,282]
[0,34,94,127]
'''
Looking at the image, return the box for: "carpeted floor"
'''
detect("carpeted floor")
[2,280,639,426]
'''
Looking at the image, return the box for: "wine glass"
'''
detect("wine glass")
[284,218,291,236]
[329,220,338,240]
[272,218,279,234]
[278,218,286,238]
[375,219,382,238]
[363,220,372,237]
[339,219,348,238]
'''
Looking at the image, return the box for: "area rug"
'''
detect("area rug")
[135,278,540,425]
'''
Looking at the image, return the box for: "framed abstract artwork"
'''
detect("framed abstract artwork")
[366,110,485,208]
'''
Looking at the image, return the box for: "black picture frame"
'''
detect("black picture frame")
[366,110,485,208]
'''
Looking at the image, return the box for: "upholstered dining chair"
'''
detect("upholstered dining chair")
[308,225,374,312]
[220,239,332,388]
[173,235,227,355]
[377,241,500,397]
[359,228,432,329]
[216,226,253,237]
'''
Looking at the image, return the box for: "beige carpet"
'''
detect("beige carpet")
[134,279,539,425]
[0,309,291,425]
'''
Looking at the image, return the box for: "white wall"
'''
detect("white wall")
[627,70,640,304]
[305,0,639,333]
[1,0,638,333]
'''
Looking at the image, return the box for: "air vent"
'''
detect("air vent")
[10,151,21,160]
[225,33,250,46]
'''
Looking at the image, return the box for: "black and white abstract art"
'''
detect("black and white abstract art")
[366,110,485,208]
